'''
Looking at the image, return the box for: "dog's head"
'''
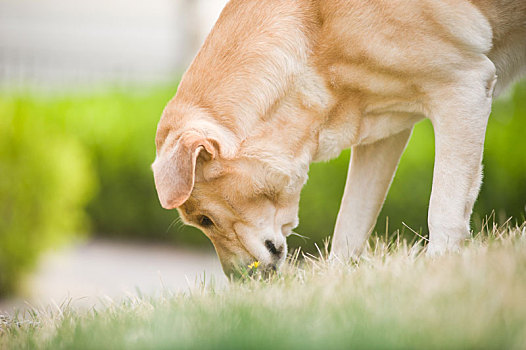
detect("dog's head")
[152,104,307,277]
[151,0,323,277]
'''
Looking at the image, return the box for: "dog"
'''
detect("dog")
[152,0,526,276]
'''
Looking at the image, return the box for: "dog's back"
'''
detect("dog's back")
[471,0,526,92]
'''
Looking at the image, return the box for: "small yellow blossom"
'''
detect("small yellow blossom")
[248,261,260,269]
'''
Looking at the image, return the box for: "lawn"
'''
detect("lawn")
[1,221,526,349]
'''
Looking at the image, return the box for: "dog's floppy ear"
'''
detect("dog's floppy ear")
[152,133,216,210]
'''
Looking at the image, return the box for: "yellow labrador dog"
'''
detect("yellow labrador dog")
[153,0,526,276]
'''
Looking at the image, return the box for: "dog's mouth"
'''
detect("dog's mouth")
[227,261,280,281]
[215,226,288,279]
[222,250,285,280]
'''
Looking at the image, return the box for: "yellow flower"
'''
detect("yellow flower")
[248,261,260,269]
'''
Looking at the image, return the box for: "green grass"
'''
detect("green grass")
[2,222,526,349]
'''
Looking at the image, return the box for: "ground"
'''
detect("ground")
[0,240,224,313]
[1,222,526,349]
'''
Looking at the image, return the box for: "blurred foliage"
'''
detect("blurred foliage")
[1,86,208,245]
[293,82,526,252]
[0,81,524,292]
[0,95,95,296]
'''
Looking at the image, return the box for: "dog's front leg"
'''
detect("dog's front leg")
[330,128,413,261]
[427,61,497,255]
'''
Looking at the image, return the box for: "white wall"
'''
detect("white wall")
[0,0,228,86]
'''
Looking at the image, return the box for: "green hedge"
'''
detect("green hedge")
[0,95,95,296]
[293,82,526,251]
[1,87,208,244]
[1,81,525,291]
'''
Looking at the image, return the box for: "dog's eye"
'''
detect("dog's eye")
[198,215,214,227]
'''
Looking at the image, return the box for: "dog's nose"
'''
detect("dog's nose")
[265,240,283,260]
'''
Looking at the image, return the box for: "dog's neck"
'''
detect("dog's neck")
[171,0,359,167]
[175,0,317,135]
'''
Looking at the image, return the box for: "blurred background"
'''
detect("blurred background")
[1,0,525,306]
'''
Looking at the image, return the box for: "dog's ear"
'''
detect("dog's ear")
[152,133,216,210]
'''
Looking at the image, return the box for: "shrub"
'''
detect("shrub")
[292,82,526,251]
[0,94,95,296]
[63,88,207,246]
[4,87,208,247]
[1,81,524,273]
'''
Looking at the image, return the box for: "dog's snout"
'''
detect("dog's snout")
[265,240,283,259]
[281,220,298,237]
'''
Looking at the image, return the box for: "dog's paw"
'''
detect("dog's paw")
[426,241,462,257]
[426,243,446,257]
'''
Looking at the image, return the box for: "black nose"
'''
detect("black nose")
[265,240,283,259]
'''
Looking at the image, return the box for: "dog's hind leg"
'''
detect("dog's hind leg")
[426,58,497,255]
[330,128,413,261]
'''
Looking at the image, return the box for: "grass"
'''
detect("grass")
[1,221,526,349]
